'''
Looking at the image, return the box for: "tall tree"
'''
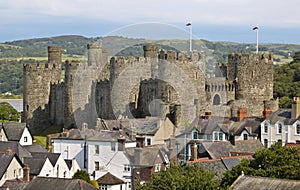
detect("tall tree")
[221,143,300,188]
[137,164,221,190]
[0,102,20,121]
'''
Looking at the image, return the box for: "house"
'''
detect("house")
[23,152,75,179]
[125,143,170,189]
[0,142,32,163]
[261,97,300,148]
[188,155,252,178]
[229,175,300,190]
[0,125,8,142]
[103,117,175,146]
[1,180,29,190]
[52,128,132,189]
[1,123,33,146]
[23,177,98,190]
[0,149,24,186]
[97,172,126,190]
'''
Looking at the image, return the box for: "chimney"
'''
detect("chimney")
[136,135,145,148]
[292,97,300,119]
[117,137,126,151]
[5,147,13,155]
[237,108,247,122]
[23,164,30,182]
[263,108,272,119]
[192,143,198,161]
[134,148,142,166]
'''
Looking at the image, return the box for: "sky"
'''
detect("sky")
[1,0,300,43]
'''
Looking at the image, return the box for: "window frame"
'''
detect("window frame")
[264,123,268,134]
[94,145,99,155]
[296,124,300,135]
[277,123,282,134]
[95,161,100,171]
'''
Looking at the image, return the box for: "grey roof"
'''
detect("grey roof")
[23,177,98,190]
[230,175,300,190]
[200,141,231,159]
[1,122,29,141]
[126,144,168,166]
[64,159,74,170]
[0,142,32,160]
[221,157,243,170]
[230,140,264,155]
[30,152,60,166]
[22,144,47,153]
[23,157,47,175]
[2,180,29,190]
[267,109,294,125]
[194,159,227,179]
[219,118,261,136]
[87,130,124,142]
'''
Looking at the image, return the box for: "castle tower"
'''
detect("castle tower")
[143,44,157,58]
[23,46,62,134]
[227,53,274,117]
[87,43,102,66]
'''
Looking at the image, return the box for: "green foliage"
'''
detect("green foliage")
[274,53,300,108]
[0,102,20,121]
[137,164,221,190]
[33,136,47,148]
[90,180,99,188]
[72,170,91,184]
[221,143,300,189]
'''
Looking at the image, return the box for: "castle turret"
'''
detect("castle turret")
[87,43,102,66]
[48,46,62,65]
[143,44,157,58]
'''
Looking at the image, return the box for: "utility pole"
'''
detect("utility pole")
[253,25,259,54]
[186,22,192,53]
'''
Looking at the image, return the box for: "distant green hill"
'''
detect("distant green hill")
[0,35,300,97]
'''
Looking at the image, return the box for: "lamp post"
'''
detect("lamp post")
[186,22,192,53]
[253,25,259,54]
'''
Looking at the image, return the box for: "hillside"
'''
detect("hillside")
[0,35,300,105]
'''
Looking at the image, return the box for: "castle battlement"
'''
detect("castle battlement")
[23,62,61,71]
[205,77,236,92]
[228,53,273,63]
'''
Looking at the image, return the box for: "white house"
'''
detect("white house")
[52,129,132,189]
[1,122,33,145]
[261,98,300,148]
[0,149,24,186]
[0,125,8,141]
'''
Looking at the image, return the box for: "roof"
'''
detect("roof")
[126,144,169,166]
[22,144,47,153]
[96,172,125,185]
[220,118,261,136]
[266,109,295,125]
[23,157,48,175]
[230,175,300,190]
[23,177,98,190]
[0,141,32,160]
[2,180,29,190]
[87,130,124,142]
[1,122,30,141]
[30,152,60,166]
[199,141,231,159]
[230,140,264,155]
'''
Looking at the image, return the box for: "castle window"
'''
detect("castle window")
[26,105,29,111]
[213,94,221,105]
[278,123,282,134]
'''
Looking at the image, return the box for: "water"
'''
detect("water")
[0,99,23,112]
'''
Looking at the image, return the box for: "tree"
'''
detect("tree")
[221,143,300,188]
[72,170,91,184]
[137,164,221,190]
[0,102,20,121]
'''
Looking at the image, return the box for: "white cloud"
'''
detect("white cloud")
[2,0,300,27]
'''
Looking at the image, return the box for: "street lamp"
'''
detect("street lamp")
[186,22,192,53]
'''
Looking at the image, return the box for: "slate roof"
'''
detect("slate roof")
[230,175,300,190]
[96,172,125,185]
[199,141,231,159]
[126,144,169,166]
[219,118,261,136]
[230,140,264,155]
[2,180,29,190]
[266,108,295,125]
[29,152,60,166]
[23,177,98,190]
[0,153,23,180]
[23,157,48,175]
[1,122,29,141]
[22,144,47,153]
[0,141,32,160]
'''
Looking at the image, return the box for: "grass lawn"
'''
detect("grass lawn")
[33,136,47,148]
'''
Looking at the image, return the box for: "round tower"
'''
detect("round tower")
[87,43,102,66]
[48,46,62,64]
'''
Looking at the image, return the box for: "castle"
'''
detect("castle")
[23,44,278,134]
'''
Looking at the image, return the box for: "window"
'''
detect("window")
[278,124,282,134]
[14,169,16,178]
[99,185,108,190]
[192,131,198,140]
[243,134,248,140]
[296,124,300,135]
[264,123,268,133]
[95,161,100,171]
[213,94,221,105]
[264,139,268,148]
[213,131,224,141]
[63,171,66,178]
[146,138,151,146]
[111,142,116,152]
[124,165,130,172]
[94,145,99,155]
[24,136,28,142]
[154,164,161,172]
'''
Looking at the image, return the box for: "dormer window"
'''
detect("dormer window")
[278,123,282,134]
[192,130,199,140]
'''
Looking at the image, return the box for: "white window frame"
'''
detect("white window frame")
[213,131,224,141]
[264,123,268,134]
[296,124,300,135]
[94,145,99,155]
[277,123,282,134]
[154,164,161,172]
